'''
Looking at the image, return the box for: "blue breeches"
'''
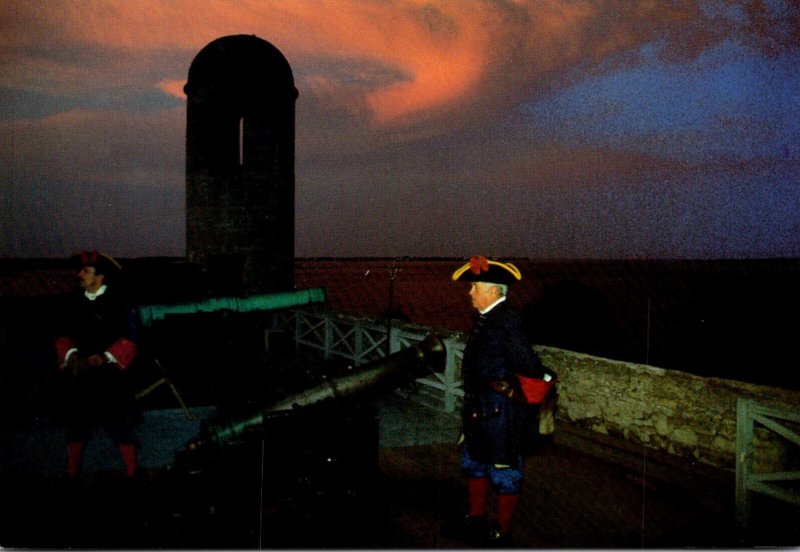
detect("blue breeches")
[461,444,523,494]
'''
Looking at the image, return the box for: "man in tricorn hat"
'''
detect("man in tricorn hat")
[451,256,545,546]
[54,250,140,481]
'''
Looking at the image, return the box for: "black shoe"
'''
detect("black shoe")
[487,526,513,548]
[466,514,490,545]
[443,514,489,546]
[56,474,83,499]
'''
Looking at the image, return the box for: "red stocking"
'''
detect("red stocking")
[67,441,86,479]
[468,477,490,517]
[118,443,138,477]
[497,493,520,534]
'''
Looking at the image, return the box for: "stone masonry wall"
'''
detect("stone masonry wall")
[535,345,800,472]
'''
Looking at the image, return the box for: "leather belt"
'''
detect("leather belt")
[487,379,527,404]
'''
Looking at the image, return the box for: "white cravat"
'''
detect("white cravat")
[84,284,107,301]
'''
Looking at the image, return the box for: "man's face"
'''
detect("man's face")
[469,282,499,312]
[78,266,104,293]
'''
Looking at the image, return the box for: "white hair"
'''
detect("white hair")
[477,281,507,297]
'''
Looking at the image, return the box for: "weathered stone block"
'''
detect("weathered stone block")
[672,427,699,447]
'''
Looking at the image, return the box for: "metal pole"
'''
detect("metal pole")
[385,262,399,356]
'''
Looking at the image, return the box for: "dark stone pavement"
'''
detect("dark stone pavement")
[2,394,798,549]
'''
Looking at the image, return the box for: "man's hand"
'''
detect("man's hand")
[87,354,107,367]
[488,379,527,404]
[66,354,79,376]
[67,356,89,376]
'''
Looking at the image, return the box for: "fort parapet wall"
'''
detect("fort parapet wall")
[286,309,798,477]
[531,344,800,473]
[283,309,798,476]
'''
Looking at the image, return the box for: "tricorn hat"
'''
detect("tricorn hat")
[451,256,522,285]
[71,250,122,276]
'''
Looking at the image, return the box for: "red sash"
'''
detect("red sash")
[516,375,556,404]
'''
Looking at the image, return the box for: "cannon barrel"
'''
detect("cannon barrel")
[202,333,446,445]
[137,287,327,327]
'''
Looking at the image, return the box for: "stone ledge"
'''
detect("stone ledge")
[553,420,733,492]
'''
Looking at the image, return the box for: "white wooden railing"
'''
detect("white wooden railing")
[735,398,800,530]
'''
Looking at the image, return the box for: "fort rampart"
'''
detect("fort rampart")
[531,344,799,473]
[284,308,799,476]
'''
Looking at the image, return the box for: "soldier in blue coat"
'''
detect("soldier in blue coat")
[452,256,544,545]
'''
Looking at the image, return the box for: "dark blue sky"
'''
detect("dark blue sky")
[2,1,798,259]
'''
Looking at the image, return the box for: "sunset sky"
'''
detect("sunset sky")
[2,1,798,259]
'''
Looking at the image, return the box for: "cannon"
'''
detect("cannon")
[186,333,445,448]
[131,288,328,409]
[137,287,327,327]
[162,334,446,546]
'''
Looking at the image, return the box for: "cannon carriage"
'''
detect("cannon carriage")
[137,292,445,547]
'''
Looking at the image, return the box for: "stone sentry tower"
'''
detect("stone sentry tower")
[184,35,298,295]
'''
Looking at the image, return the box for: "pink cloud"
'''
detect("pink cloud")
[157,79,187,100]
[4,0,752,126]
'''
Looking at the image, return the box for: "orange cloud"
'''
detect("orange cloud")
[5,1,490,123]
[157,79,187,100]
[3,0,777,127]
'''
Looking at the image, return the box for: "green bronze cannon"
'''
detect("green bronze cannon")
[137,287,327,327]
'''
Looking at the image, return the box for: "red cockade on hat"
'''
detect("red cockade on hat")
[469,256,489,275]
[80,250,100,266]
[452,256,521,284]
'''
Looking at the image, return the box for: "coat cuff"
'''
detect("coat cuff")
[55,337,75,368]
[107,338,137,370]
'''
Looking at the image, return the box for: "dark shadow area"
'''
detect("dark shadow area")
[523,280,623,359]
[0,405,386,549]
[519,259,800,390]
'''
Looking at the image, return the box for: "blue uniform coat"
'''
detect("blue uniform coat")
[461,301,543,467]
